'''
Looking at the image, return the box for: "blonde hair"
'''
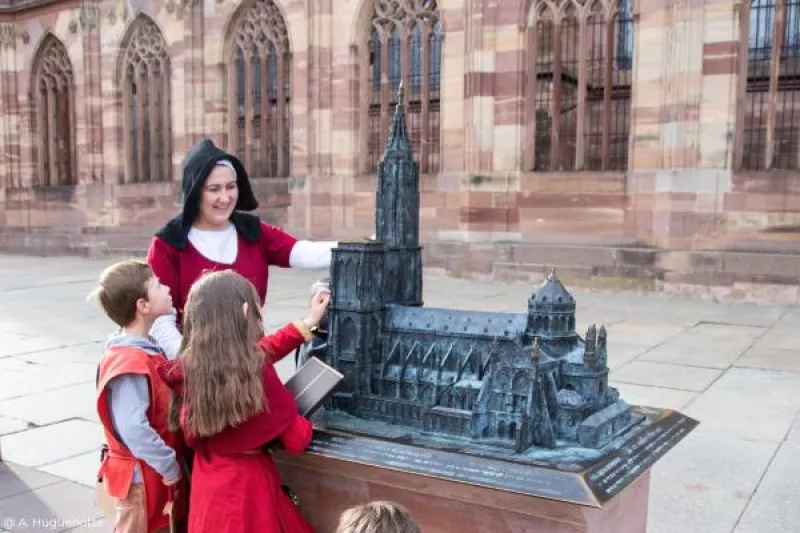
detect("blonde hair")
[335,501,421,533]
[88,259,153,328]
[171,270,267,437]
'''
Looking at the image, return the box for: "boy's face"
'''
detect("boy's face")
[140,276,173,318]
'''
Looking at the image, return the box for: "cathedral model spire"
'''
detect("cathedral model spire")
[385,81,411,156]
[373,79,423,307]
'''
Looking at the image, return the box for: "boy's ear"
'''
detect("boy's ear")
[136,297,150,315]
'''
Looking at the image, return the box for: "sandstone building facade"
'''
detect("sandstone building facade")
[0,0,799,302]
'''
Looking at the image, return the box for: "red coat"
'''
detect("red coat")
[146,221,298,325]
[158,324,314,533]
[96,346,188,532]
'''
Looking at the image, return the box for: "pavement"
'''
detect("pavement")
[0,254,798,533]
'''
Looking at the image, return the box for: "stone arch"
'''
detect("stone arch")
[30,33,76,187]
[358,0,443,174]
[224,0,291,178]
[117,14,172,184]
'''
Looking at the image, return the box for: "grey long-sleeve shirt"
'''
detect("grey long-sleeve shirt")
[104,335,181,484]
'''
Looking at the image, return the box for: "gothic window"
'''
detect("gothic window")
[32,35,75,187]
[736,0,800,169]
[120,16,171,184]
[527,0,634,172]
[512,374,529,413]
[365,0,442,173]
[227,0,290,177]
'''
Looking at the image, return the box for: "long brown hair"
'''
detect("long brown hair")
[172,270,267,438]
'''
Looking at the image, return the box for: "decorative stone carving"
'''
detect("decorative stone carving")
[79,4,102,32]
[20,31,30,45]
[68,20,78,34]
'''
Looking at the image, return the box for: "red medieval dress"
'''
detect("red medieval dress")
[158,324,315,533]
[147,219,297,327]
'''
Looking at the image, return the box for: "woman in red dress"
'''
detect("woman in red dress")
[147,138,337,357]
[158,269,329,533]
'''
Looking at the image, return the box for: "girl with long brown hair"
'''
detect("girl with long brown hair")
[158,270,328,533]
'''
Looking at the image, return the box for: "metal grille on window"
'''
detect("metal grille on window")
[527,0,634,172]
[736,0,800,170]
[227,0,290,178]
[366,0,442,174]
[121,16,171,184]
[33,36,75,187]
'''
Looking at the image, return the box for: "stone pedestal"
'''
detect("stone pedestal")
[276,445,651,533]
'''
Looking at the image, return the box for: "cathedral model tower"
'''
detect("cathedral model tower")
[323,86,637,453]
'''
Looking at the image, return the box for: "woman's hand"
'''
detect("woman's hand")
[304,290,330,328]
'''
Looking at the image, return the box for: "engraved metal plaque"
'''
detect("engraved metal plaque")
[308,405,698,507]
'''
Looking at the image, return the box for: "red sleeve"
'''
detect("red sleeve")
[279,415,313,455]
[257,323,309,364]
[259,222,298,268]
[147,237,181,308]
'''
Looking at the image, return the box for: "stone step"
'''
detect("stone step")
[492,262,659,292]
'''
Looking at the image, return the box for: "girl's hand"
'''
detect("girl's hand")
[305,290,330,328]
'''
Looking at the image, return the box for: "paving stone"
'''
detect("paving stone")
[610,361,723,392]
[606,321,687,348]
[735,346,800,374]
[0,384,98,427]
[0,420,103,467]
[733,439,800,533]
[638,323,764,369]
[11,343,105,366]
[0,463,63,500]
[0,416,29,437]
[684,368,800,443]
[0,480,103,533]
[788,412,800,442]
[0,361,94,401]
[38,452,98,488]
[647,430,780,533]
[604,342,650,370]
[753,326,797,352]
[609,382,698,411]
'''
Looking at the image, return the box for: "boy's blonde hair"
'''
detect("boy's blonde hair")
[89,259,153,328]
[335,501,421,533]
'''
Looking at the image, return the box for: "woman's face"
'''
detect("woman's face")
[196,166,239,229]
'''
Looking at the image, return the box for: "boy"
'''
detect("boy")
[90,259,186,533]
[294,277,331,368]
[335,501,421,533]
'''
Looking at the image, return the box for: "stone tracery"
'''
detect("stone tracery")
[32,35,75,187]
[120,16,172,184]
[227,0,290,178]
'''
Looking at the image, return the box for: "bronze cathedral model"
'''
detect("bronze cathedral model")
[320,86,642,459]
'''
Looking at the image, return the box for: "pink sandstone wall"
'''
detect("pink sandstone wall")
[0,0,799,304]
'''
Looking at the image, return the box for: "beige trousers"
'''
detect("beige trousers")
[115,484,169,533]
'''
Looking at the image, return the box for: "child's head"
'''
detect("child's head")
[179,270,266,438]
[335,501,421,533]
[90,259,172,328]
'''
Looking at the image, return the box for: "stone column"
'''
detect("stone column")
[626,0,737,251]
[80,2,103,185]
[181,0,204,154]
[0,23,17,191]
